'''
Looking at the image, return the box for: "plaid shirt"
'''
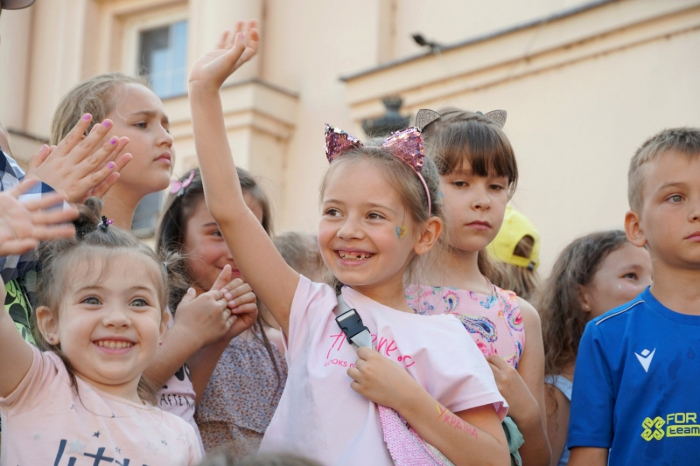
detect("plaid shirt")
[0,147,55,284]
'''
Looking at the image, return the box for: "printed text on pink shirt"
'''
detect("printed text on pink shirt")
[326,332,415,368]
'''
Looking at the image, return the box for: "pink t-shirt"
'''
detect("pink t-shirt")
[156,308,204,452]
[260,276,507,466]
[0,346,201,465]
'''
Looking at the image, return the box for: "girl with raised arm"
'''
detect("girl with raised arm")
[188,22,510,466]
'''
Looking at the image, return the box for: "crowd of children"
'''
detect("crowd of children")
[1,5,699,466]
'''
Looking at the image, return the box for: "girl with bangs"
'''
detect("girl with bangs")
[407,108,551,465]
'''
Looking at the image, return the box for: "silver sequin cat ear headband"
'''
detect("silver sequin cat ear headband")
[415,108,508,130]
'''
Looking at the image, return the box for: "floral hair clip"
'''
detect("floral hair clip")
[170,170,196,197]
[324,119,433,216]
[99,216,113,231]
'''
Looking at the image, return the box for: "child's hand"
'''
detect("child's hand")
[0,178,78,256]
[218,278,258,342]
[174,265,236,348]
[347,346,420,410]
[27,114,132,203]
[188,20,259,91]
[487,354,538,420]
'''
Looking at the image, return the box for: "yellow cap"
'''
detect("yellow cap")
[487,205,540,270]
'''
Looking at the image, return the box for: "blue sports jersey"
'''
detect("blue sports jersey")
[568,287,700,465]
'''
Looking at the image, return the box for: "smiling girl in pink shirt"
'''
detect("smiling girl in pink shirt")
[187,22,510,466]
[0,200,201,465]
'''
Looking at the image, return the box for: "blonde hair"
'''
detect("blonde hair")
[50,73,148,144]
[33,198,185,404]
[628,127,700,212]
[319,145,443,292]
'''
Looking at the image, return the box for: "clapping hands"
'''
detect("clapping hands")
[174,264,258,348]
[27,114,132,203]
[0,178,78,256]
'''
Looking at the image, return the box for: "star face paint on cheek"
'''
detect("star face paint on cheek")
[395,225,407,239]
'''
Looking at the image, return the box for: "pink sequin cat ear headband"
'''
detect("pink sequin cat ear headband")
[324,109,442,217]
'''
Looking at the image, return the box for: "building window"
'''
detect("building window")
[131,191,163,238]
[138,20,188,99]
[132,20,186,236]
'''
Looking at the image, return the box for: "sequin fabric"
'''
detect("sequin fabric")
[325,124,362,163]
[406,285,525,368]
[324,124,426,174]
[381,127,425,172]
[195,328,288,457]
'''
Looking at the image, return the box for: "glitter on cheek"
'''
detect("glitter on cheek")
[617,284,622,290]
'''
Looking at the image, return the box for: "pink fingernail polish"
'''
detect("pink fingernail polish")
[110,137,117,145]
[82,113,91,121]
[107,162,115,169]
[103,120,112,129]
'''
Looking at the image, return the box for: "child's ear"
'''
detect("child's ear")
[414,217,443,256]
[36,305,60,345]
[577,285,593,316]
[159,311,171,340]
[625,210,647,248]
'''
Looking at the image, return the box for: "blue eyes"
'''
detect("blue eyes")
[80,296,150,307]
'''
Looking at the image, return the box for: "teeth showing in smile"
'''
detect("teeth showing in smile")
[338,251,373,260]
[96,340,134,349]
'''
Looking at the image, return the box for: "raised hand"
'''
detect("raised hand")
[27,114,132,203]
[188,20,259,90]
[0,178,78,256]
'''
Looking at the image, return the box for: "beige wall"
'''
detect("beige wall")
[1,0,698,274]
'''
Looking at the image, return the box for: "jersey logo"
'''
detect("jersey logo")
[635,348,656,372]
[642,416,665,441]
[642,413,700,441]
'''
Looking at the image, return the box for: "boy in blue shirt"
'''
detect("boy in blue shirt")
[568,128,700,465]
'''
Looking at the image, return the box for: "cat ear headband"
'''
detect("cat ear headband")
[325,109,441,216]
[418,108,507,129]
[476,110,507,128]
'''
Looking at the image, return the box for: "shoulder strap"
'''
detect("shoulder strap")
[333,293,372,350]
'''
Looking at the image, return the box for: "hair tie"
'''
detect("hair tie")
[170,170,196,197]
[99,216,113,231]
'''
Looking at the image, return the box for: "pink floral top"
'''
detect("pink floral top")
[406,285,525,369]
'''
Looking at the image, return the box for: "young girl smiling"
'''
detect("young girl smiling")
[0,199,201,464]
[188,22,510,465]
